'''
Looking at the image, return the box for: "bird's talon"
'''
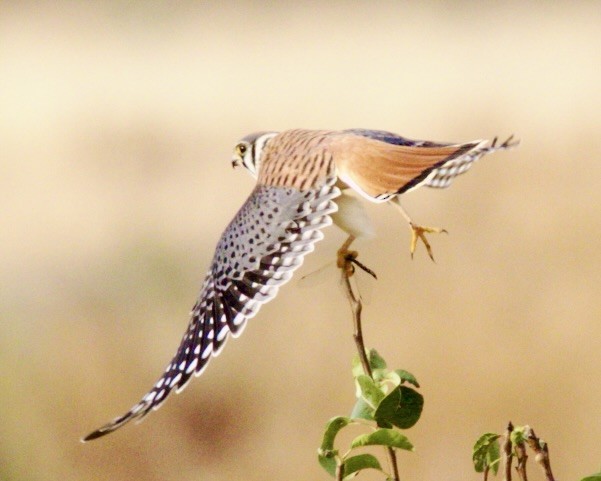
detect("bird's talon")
[408,223,447,262]
[337,245,377,279]
[337,248,358,269]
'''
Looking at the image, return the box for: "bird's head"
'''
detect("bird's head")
[231,131,278,178]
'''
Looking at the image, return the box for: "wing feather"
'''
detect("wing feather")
[330,132,478,202]
[83,178,340,441]
[424,135,518,189]
[339,129,518,194]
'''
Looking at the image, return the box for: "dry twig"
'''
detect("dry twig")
[524,426,556,481]
[514,432,528,481]
[503,422,514,481]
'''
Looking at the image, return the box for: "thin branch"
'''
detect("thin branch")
[502,422,514,481]
[341,270,372,378]
[524,426,556,481]
[336,460,344,481]
[338,235,372,378]
[514,433,528,481]
[386,446,400,481]
[339,238,399,481]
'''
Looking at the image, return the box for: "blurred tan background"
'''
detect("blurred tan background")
[2,2,600,480]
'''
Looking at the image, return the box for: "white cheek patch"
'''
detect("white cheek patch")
[250,133,279,177]
[243,156,258,177]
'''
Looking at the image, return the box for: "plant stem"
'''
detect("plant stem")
[386,446,400,481]
[336,460,344,481]
[514,434,528,481]
[523,427,555,481]
[339,238,400,481]
[341,269,372,378]
[502,422,514,481]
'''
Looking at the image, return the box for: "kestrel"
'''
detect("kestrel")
[83,128,517,441]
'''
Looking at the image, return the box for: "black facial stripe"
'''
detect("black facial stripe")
[251,140,257,171]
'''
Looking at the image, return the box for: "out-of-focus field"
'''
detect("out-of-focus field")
[2,2,600,480]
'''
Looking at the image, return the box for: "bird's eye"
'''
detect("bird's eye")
[236,144,247,156]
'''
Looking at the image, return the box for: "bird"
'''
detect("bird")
[83,128,517,441]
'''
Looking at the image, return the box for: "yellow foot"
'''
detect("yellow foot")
[409,223,448,261]
[337,244,377,279]
[337,244,359,277]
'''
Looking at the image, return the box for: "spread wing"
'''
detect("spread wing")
[84,178,340,441]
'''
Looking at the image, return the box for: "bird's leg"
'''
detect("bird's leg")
[337,235,358,277]
[389,197,447,261]
[336,235,377,279]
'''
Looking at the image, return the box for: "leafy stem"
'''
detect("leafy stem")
[318,239,423,481]
[339,245,399,481]
[473,423,558,481]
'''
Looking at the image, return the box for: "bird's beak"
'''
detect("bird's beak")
[231,158,240,169]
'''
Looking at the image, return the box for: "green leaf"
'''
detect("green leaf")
[351,350,387,377]
[372,368,388,383]
[356,375,385,409]
[384,370,420,389]
[472,433,501,474]
[394,369,420,388]
[350,396,374,421]
[374,386,424,429]
[368,349,387,370]
[510,426,527,445]
[318,451,338,478]
[581,474,601,481]
[341,454,383,479]
[351,428,414,451]
[318,417,348,478]
[320,416,351,451]
[351,355,365,378]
